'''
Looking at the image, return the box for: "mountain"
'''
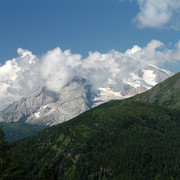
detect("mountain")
[0,77,93,126]
[93,65,173,104]
[0,65,173,126]
[12,74,180,179]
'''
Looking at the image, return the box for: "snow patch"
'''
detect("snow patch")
[150,64,172,76]
[33,104,55,119]
[34,111,40,118]
[125,73,153,89]
[93,88,125,107]
[142,70,157,86]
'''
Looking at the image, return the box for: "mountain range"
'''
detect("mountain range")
[0,65,173,126]
[9,71,180,180]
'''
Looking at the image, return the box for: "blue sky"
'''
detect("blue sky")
[0,0,180,72]
[0,0,180,110]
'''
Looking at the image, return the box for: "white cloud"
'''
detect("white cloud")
[134,0,180,29]
[0,49,42,110]
[40,47,82,92]
[0,40,180,110]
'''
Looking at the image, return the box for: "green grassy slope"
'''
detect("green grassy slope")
[14,101,180,180]
[131,72,180,109]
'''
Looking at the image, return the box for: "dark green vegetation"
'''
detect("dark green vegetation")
[3,72,180,179]
[0,122,46,141]
[0,129,23,180]
[12,101,180,180]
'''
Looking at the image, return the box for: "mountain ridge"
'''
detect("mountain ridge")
[0,65,173,126]
[13,99,180,179]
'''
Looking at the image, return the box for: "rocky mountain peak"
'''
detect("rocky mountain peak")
[0,65,174,126]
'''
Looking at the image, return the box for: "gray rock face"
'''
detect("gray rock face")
[0,77,93,126]
[121,84,147,96]
[26,77,94,126]
[0,87,58,123]
[0,65,173,126]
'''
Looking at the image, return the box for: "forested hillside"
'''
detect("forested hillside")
[13,101,180,180]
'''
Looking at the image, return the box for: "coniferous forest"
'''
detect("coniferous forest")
[0,101,179,180]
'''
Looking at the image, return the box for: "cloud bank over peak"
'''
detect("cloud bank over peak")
[40,47,82,92]
[134,0,180,30]
[0,39,180,110]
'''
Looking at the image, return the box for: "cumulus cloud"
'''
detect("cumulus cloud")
[0,48,42,110]
[134,0,180,29]
[40,47,82,92]
[125,40,173,65]
[0,40,180,110]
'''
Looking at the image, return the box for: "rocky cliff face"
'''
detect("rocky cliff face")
[0,77,94,126]
[0,65,173,126]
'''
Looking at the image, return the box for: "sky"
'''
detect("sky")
[0,0,180,110]
[0,0,180,67]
